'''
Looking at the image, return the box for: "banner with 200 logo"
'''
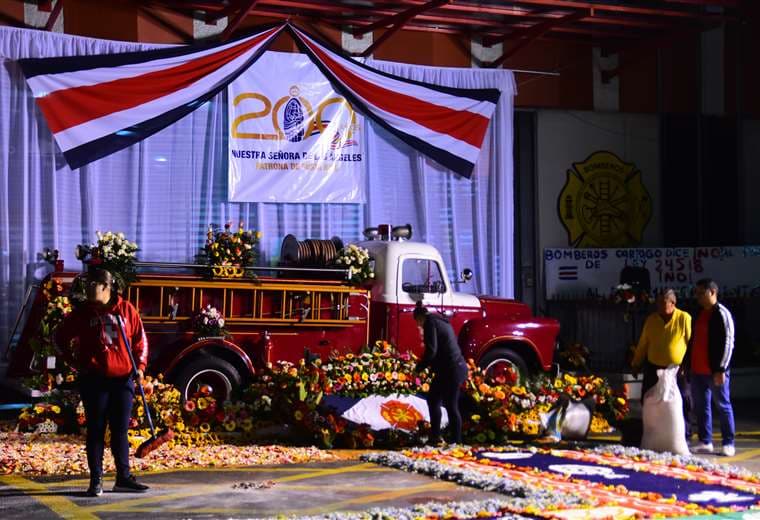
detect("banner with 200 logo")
[228,51,365,203]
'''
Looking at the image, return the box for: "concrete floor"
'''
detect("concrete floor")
[2,401,760,519]
[0,461,507,519]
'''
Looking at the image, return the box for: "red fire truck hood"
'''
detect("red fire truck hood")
[478,296,533,319]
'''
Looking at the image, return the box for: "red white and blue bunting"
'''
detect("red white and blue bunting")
[288,26,500,178]
[18,25,284,170]
[17,24,500,177]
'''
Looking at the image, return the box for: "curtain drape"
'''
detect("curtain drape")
[364,58,516,298]
[0,26,515,360]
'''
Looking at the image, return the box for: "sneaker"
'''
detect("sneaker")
[426,437,446,448]
[692,442,714,454]
[721,444,736,457]
[86,477,103,497]
[113,474,149,493]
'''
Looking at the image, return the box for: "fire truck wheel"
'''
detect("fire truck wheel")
[479,348,528,386]
[174,357,242,402]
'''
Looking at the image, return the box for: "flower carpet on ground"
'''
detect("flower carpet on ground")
[0,432,335,476]
[364,445,760,518]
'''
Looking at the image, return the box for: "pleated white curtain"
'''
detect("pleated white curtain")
[364,58,516,299]
[0,26,515,359]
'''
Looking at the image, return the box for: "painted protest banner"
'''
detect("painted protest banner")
[545,246,760,300]
[228,51,365,203]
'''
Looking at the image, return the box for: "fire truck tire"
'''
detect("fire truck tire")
[478,348,529,385]
[174,357,242,402]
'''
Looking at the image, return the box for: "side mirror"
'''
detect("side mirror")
[453,268,473,284]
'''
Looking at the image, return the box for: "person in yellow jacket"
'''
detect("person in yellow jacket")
[631,288,693,438]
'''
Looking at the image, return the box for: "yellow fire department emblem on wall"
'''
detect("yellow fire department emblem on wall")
[559,151,651,247]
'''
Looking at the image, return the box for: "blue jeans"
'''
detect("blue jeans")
[79,375,135,479]
[690,373,735,446]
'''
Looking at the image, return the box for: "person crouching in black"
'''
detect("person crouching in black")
[413,301,468,445]
[57,268,150,496]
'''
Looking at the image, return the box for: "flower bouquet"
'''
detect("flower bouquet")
[17,403,64,433]
[200,222,261,278]
[75,231,139,290]
[17,389,81,434]
[612,283,654,321]
[24,275,76,393]
[192,305,228,339]
[335,244,374,285]
[320,341,429,397]
[557,342,590,372]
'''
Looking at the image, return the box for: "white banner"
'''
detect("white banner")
[545,246,760,300]
[228,51,365,203]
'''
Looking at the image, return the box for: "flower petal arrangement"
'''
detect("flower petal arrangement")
[192,305,228,339]
[365,445,760,518]
[335,244,374,284]
[23,274,76,394]
[200,221,261,272]
[75,231,139,289]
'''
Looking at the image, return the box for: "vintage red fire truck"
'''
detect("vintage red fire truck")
[7,226,560,401]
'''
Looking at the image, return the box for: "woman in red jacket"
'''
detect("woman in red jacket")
[57,268,150,497]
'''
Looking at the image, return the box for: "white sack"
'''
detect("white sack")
[641,365,690,455]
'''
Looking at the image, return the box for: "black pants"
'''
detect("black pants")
[427,363,468,443]
[641,362,692,438]
[79,375,135,480]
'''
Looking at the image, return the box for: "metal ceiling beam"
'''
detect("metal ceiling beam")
[220,0,261,41]
[408,0,670,29]
[352,0,447,36]
[132,0,733,48]
[502,0,726,18]
[137,4,195,43]
[486,9,588,68]
[663,0,736,6]
[356,0,450,57]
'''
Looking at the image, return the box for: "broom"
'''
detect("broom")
[116,315,174,458]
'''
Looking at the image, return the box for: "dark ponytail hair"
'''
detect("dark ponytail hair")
[412,300,429,320]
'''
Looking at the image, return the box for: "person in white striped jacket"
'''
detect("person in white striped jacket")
[687,278,736,457]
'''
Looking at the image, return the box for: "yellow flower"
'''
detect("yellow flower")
[51,405,61,414]
[197,397,209,410]
[223,420,236,431]
[563,374,578,385]
[200,423,211,433]
[294,410,304,421]
[175,421,186,432]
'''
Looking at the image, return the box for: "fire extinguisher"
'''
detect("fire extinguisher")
[260,331,273,366]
